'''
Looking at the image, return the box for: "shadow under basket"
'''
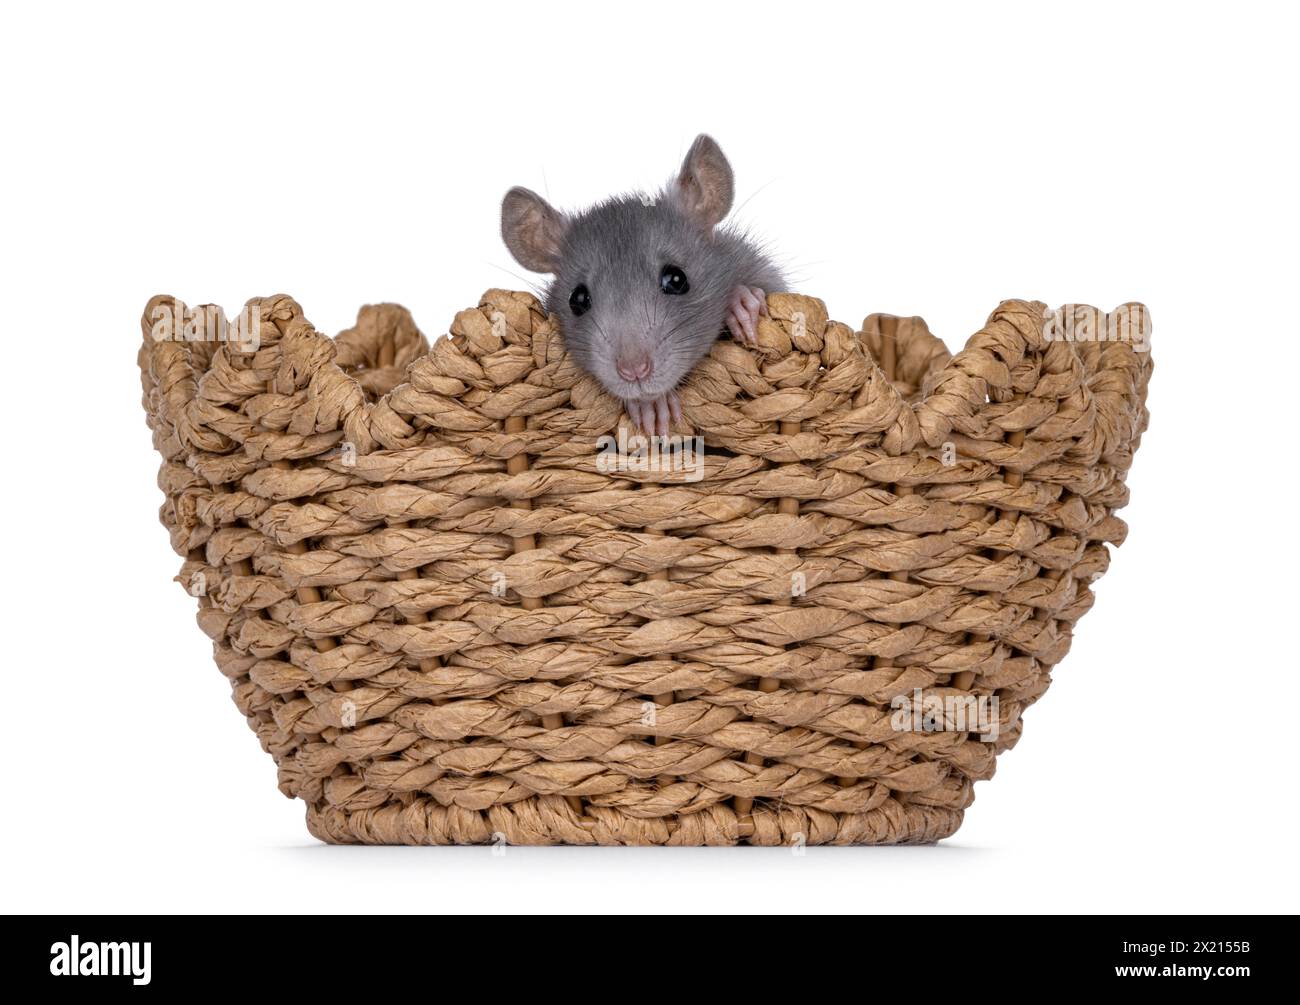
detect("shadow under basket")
[138,290,1152,846]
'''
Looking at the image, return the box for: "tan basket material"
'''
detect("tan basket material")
[138,290,1152,845]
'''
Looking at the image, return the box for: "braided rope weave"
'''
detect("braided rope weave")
[138,290,1151,845]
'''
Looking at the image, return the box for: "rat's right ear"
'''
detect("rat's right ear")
[673,134,735,230]
[501,187,567,274]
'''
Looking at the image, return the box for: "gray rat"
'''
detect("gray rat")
[500,134,785,436]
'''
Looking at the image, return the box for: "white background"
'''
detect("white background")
[2,1,1296,914]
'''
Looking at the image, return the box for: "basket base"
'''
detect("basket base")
[305,798,965,847]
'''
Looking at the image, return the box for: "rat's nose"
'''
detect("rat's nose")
[616,353,654,382]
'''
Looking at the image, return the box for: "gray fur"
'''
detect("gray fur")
[500,136,785,405]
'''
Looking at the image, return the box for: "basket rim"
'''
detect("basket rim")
[140,291,1151,456]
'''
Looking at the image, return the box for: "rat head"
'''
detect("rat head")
[501,134,738,402]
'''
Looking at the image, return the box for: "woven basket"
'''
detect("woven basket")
[138,290,1151,845]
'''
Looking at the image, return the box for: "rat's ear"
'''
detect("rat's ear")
[673,134,735,229]
[501,187,567,274]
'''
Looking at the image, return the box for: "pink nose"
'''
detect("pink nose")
[616,354,654,382]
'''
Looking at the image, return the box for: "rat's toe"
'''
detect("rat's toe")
[728,285,763,344]
[739,286,762,314]
[654,395,670,436]
[726,310,749,345]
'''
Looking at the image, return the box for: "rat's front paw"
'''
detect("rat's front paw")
[725,285,768,346]
[627,391,682,438]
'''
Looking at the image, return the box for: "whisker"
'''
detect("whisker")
[591,317,615,350]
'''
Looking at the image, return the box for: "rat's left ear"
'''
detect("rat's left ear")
[501,187,568,274]
[673,134,735,229]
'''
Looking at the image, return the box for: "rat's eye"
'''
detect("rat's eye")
[569,284,591,316]
[660,265,689,295]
